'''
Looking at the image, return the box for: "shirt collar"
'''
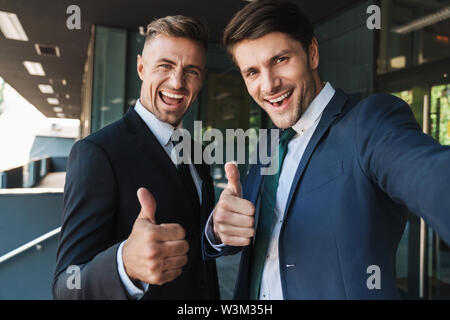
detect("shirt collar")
[291,82,335,134]
[134,99,176,147]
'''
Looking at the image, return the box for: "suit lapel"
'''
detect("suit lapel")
[282,89,349,218]
[123,107,186,202]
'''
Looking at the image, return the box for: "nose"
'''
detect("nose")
[168,68,185,90]
[261,70,281,95]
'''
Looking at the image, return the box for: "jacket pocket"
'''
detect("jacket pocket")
[300,160,344,196]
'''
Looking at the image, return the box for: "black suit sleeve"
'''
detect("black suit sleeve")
[52,139,128,299]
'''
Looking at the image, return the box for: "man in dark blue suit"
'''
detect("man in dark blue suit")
[202,0,450,299]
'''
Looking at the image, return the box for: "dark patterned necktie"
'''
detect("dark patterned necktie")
[172,136,200,207]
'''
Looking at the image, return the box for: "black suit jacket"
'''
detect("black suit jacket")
[52,107,220,299]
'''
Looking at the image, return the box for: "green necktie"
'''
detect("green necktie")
[249,127,297,300]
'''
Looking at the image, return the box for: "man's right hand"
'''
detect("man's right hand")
[122,187,189,286]
[212,162,256,246]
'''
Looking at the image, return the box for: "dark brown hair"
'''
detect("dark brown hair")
[146,15,209,50]
[223,0,314,56]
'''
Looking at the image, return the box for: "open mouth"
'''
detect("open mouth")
[159,90,185,107]
[264,89,293,108]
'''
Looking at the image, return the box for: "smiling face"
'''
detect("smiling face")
[137,34,206,126]
[232,32,322,129]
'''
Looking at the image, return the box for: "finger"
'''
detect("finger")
[215,224,255,239]
[152,223,186,241]
[220,234,252,247]
[160,240,189,257]
[217,195,255,217]
[158,269,183,285]
[223,162,242,197]
[147,268,183,286]
[163,255,188,271]
[214,209,254,228]
[137,187,157,224]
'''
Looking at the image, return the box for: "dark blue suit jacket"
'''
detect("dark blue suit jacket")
[203,89,450,299]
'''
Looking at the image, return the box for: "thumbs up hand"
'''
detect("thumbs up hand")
[222,161,243,198]
[212,162,255,246]
[122,187,189,286]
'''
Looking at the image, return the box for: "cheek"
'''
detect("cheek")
[189,79,203,96]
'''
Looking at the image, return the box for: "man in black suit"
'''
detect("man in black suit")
[52,15,220,299]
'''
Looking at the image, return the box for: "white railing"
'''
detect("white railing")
[0,227,61,264]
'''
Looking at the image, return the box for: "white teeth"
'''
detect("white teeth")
[161,91,184,99]
[268,91,291,103]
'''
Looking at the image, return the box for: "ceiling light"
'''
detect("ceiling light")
[53,107,63,113]
[56,113,65,118]
[47,98,59,105]
[34,44,60,57]
[391,6,450,34]
[65,94,70,99]
[390,56,406,69]
[38,84,54,94]
[0,11,28,41]
[62,79,67,86]
[23,61,45,76]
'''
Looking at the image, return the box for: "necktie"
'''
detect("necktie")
[249,127,297,300]
[172,136,200,208]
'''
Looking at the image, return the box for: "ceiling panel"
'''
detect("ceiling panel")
[0,0,361,119]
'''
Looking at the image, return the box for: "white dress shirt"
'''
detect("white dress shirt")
[117,99,203,299]
[206,82,336,300]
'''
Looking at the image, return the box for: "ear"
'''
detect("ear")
[137,54,145,81]
[308,37,319,70]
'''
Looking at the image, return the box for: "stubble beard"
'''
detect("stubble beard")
[140,89,185,127]
[271,69,317,129]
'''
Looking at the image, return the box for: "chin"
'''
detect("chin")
[269,112,297,129]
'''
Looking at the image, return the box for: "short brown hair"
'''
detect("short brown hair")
[145,15,209,50]
[223,0,314,56]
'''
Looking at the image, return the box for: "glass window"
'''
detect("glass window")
[91,26,127,133]
[378,0,450,74]
[430,84,450,145]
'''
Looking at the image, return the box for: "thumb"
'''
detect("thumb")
[137,187,157,224]
[223,161,242,197]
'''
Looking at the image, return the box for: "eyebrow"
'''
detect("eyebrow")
[157,58,203,72]
[241,49,293,75]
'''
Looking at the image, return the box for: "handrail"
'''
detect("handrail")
[0,156,51,174]
[0,227,61,264]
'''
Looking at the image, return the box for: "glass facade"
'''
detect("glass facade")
[431,84,450,145]
[378,0,450,74]
[315,0,376,98]
[90,26,127,133]
[78,1,450,300]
